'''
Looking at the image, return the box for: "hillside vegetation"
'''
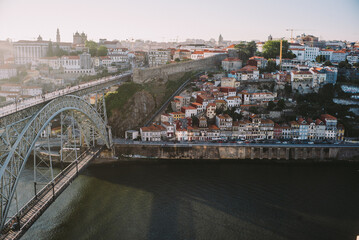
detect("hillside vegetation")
[105,71,197,137]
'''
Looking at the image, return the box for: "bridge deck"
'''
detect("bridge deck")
[0,72,131,120]
[0,147,102,240]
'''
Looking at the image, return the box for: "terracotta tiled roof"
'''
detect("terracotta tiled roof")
[315,119,324,125]
[222,57,241,62]
[261,119,274,124]
[226,44,236,49]
[162,121,171,126]
[239,65,258,72]
[292,71,312,75]
[289,121,298,125]
[208,125,220,130]
[141,124,166,132]
[191,102,202,106]
[182,106,196,110]
[321,114,337,120]
[192,51,204,54]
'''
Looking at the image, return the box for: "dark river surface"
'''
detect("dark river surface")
[18,162,359,240]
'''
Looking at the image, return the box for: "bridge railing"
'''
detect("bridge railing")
[0,72,131,118]
[1,147,101,233]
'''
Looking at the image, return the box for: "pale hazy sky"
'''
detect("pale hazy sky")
[0,0,358,42]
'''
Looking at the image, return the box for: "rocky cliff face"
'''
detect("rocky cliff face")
[107,71,191,137]
[108,90,156,137]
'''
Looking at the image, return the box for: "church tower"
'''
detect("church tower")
[56,28,61,43]
[218,34,223,45]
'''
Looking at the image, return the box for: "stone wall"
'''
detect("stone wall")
[133,54,228,83]
[113,144,359,162]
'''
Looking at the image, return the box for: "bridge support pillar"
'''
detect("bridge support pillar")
[320,148,324,160]
[251,147,254,160]
[245,147,249,159]
[294,148,298,160]
[277,148,280,160]
[311,148,315,159]
[286,148,290,160]
[269,148,273,159]
[259,147,263,159]
[303,148,307,160]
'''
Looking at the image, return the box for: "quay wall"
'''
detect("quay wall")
[109,144,359,162]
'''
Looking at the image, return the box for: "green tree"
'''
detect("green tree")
[284,83,292,96]
[338,60,352,69]
[267,101,276,111]
[46,41,54,57]
[323,60,333,66]
[191,116,199,127]
[215,105,225,115]
[85,40,98,56]
[235,43,250,62]
[247,41,257,57]
[315,55,326,63]
[318,84,335,99]
[54,45,68,57]
[174,58,180,62]
[69,51,83,56]
[97,46,108,56]
[262,40,296,59]
[249,106,258,114]
[234,41,257,63]
[264,60,279,73]
[277,99,286,110]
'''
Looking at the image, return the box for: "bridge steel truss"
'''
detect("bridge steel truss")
[0,95,111,231]
[0,73,131,127]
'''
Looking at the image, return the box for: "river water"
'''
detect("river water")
[18,162,359,240]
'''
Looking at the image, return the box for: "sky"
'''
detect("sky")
[0,0,358,43]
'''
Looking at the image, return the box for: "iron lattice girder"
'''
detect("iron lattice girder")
[0,73,131,127]
[0,95,110,230]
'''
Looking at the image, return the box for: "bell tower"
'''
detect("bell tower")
[56,28,60,43]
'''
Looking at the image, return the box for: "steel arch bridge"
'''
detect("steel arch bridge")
[0,95,111,235]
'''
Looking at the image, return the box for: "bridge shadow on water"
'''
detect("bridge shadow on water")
[23,162,359,240]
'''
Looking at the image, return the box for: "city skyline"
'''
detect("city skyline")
[0,0,358,43]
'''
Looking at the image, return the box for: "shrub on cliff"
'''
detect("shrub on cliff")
[105,82,143,117]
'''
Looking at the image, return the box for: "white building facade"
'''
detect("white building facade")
[13,37,49,65]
